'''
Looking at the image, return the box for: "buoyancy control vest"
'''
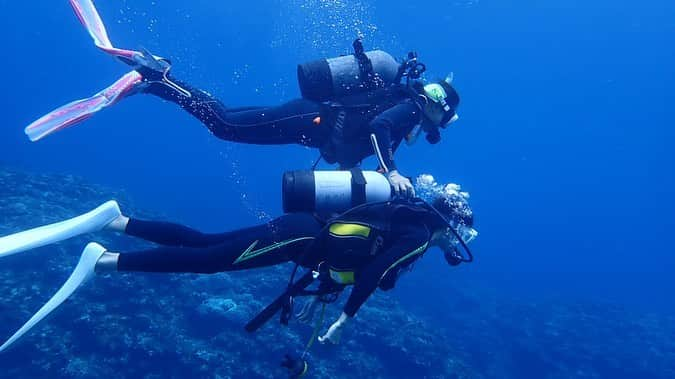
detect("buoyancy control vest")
[328,200,442,234]
[297,40,426,166]
[316,85,418,165]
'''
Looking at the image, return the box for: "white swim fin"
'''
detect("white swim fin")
[0,242,106,352]
[0,201,121,258]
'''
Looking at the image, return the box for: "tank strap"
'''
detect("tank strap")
[311,154,323,170]
[352,38,379,90]
[350,168,368,207]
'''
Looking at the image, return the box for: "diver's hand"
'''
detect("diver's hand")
[387,170,416,198]
[296,296,319,323]
[318,312,349,344]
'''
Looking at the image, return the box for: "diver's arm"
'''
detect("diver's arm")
[319,231,428,344]
[370,102,421,197]
[343,231,429,318]
[318,312,349,344]
[369,101,420,171]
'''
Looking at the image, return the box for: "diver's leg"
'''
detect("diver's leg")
[141,76,234,139]
[142,73,323,146]
[104,207,232,248]
[111,212,315,248]
[97,213,323,273]
[0,214,322,351]
[222,99,324,146]
[113,217,237,248]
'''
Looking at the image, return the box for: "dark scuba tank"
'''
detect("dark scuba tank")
[283,170,392,213]
[297,50,400,102]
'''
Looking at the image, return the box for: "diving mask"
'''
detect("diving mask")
[438,224,478,266]
[423,76,460,128]
[438,224,478,248]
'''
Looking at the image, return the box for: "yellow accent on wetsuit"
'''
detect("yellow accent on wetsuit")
[329,223,371,238]
[329,269,356,284]
[233,237,315,265]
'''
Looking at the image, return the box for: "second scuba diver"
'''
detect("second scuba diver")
[26,1,463,198]
[0,174,477,361]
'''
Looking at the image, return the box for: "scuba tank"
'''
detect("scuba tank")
[282,169,391,213]
[297,39,401,102]
[297,40,427,103]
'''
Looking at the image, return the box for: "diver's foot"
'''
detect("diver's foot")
[130,49,192,98]
[95,251,120,273]
[83,242,108,264]
[130,48,172,82]
[106,214,130,232]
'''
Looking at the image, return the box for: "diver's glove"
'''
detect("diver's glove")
[318,312,349,344]
[296,296,319,324]
[387,170,416,198]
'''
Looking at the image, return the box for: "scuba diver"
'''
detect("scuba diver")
[131,45,459,197]
[26,0,463,197]
[0,171,477,377]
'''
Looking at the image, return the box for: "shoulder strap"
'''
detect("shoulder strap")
[353,38,379,90]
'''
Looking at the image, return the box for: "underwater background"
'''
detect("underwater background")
[0,0,673,378]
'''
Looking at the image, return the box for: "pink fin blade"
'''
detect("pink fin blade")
[69,0,142,62]
[69,0,113,49]
[96,46,140,60]
[25,71,143,142]
[99,70,144,104]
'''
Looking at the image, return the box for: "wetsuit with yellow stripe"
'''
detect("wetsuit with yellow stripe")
[113,201,443,319]
[305,201,443,317]
[115,213,323,273]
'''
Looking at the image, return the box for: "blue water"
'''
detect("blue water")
[1,0,674,377]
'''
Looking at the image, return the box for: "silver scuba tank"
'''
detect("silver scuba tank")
[283,170,392,213]
[297,50,400,102]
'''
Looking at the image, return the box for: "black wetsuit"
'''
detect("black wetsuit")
[119,213,322,272]
[116,201,445,317]
[145,77,423,170]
